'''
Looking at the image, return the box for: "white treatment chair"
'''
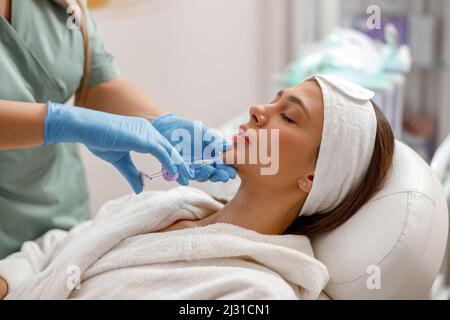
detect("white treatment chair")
[312,140,448,299]
[200,118,449,299]
[430,134,450,299]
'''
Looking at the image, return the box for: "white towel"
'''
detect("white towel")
[1,187,328,300]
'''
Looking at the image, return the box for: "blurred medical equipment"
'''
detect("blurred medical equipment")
[403,114,437,162]
[198,113,449,300]
[430,134,450,299]
[350,11,436,69]
[279,27,411,139]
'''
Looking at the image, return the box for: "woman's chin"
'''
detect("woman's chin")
[222,151,256,181]
[221,149,241,172]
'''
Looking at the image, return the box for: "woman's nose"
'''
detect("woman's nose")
[249,105,267,127]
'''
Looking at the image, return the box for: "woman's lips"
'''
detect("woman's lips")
[233,125,251,144]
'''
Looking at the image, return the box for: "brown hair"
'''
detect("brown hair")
[284,101,395,237]
[59,0,90,105]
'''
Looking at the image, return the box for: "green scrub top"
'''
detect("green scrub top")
[0,0,120,258]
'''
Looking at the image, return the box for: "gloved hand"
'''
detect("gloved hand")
[44,102,194,193]
[152,114,237,183]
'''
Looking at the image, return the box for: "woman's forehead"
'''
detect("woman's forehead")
[290,80,324,113]
[293,79,322,95]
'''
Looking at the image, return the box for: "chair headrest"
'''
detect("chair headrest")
[312,140,448,299]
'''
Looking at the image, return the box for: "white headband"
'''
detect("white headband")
[298,75,377,217]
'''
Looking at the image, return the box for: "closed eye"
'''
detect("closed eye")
[272,90,311,120]
[281,113,295,123]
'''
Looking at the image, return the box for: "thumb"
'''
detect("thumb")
[113,153,144,194]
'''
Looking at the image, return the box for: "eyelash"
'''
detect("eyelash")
[281,113,294,123]
[271,97,295,124]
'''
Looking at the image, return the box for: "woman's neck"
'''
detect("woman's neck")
[197,180,303,235]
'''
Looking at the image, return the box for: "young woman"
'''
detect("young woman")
[0,75,394,300]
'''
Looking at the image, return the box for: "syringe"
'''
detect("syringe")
[140,159,217,188]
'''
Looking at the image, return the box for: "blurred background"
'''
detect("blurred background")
[80,0,450,214]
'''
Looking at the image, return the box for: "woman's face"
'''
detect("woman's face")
[223,80,324,193]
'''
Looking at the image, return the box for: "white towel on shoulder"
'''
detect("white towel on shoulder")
[3,187,328,300]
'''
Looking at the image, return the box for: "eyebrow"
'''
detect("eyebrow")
[276,90,311,119]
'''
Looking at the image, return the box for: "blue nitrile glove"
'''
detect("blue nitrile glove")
[152,114,237,183]
[44,102,194,193]
[190,158,237,183]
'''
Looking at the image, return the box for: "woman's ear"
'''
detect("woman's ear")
[297,174,314,193]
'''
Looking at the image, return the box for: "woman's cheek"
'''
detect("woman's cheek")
[277,130,297,156]
[277,130,308,171]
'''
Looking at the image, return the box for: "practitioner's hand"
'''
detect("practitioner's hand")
[44,102,195,193]
[190,158,237,183]
[0,277,8,300]
[152,114,237,183]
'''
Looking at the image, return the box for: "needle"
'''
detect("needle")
[140,159,217,188]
